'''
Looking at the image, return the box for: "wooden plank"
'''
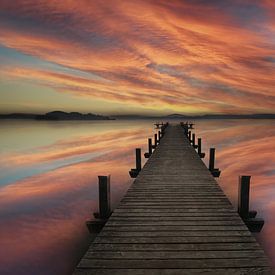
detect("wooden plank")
[85,250,265,259]
[109,216,244,221]
[106,220,245,226]
[98,231,251,237]
[111,212,241,217]
[74,268,271,275]
[114,209,236,213]
[77,258,269,269]
[102,225,248,231]
[89,242,261,251]
[93,236,256,244]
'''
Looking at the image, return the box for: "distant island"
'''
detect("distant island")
[114,113,275,120]
[1,111,275,121]
[0,111,114,120]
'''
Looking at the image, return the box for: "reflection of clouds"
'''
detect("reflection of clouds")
[0,125,150,274]
[0,129,144,166]
[195,119,275,265]
[0,126,151,186]
[1,1,275,113]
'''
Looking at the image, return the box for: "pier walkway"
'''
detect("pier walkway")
[74,124,270,274]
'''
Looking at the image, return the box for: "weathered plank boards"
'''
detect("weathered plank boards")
[74,124,270,274]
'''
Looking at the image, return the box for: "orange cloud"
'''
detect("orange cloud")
[0,0,274,114]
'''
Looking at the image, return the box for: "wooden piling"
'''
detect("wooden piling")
[209,148,215,171]
[153,133,158,148]
[129,148,142,178]
[238,176,264,232]
[158,130,161,142]
[188,130,191,141]
[238,176,250,219]
[197,138,205,158]
[192,133,198,148]
[98,175,111,219]
[86,175,112,232]
[136,148,142,171]
[144,138,152,158]
[209,148,221,177]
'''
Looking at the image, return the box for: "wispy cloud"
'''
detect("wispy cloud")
[0,0,274,114]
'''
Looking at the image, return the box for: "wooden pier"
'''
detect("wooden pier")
[74,124,270,274]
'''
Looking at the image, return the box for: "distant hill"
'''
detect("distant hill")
[1,112,275,121]
[114,113,275,120]
[165,114,275,119]
[0,111,114,120]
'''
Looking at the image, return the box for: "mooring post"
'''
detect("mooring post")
[98,175,111,219]
[86,175,112,233]
[153,133,158,148]
[209,148,221,177]
[144,138,152,158]
[192,133,198,148]
[197,138,205,158]
[238,176,250,219]
[188,131,191,141]
[129,148,142,178]
[149,138,152,154]
[238,175,264,232]
[136,148,142,171]
[209,148,215,171]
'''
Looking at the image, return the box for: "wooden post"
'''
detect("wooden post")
[129,148,142,178]
[197,138,205,158]
[136,148,141,171]
[192,133,197,148]
[209,148,215,171]
[198,138,202,154]
[148,138,152,155]
[238,176,250,219]
[98,175,111,219]
[237,175,264,232]
[209,148,221,177]
[154,133,158,148]
[158,130,161,142]
[144,138,152,158]
[188,131,191,141]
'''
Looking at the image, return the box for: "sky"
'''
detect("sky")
[0,0,275,115]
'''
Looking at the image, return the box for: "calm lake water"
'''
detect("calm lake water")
[0,119,274,274]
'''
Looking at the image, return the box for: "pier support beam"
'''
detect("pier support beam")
[158,130,161,142]
[129,148,142,178]
[188,131,191,142]
[144,138,152,158]
[238,176,264,232]
[197,138,205,158]
[208,148,221,177]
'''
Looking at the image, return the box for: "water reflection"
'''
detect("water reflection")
[0,120,153,275]
[0,119,274,274]
[195,119,275,266]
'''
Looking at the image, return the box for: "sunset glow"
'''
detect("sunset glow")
[0,0,274,115]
